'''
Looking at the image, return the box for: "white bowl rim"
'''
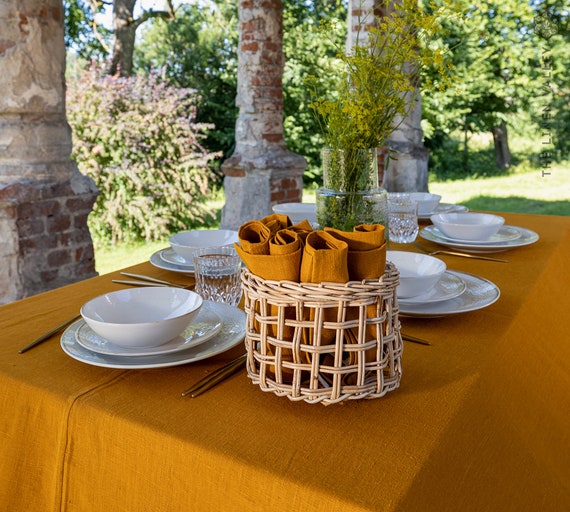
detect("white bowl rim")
[272,202,316,211]
[430,212,505,226]
[408,192,442,201]
[169,229,239,247]
[80,287,203,326]
[386,250,446,276]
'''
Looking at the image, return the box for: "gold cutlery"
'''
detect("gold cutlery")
[402,333,431,346]
[112,279,194,289]
[181,354,247,398]
[119,272,190,288]
[19,314,81,354]
[412,242,508,263]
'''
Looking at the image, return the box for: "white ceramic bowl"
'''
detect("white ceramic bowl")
[272,202,317,225]
[169,229,239,262]
[430,212,505,241]
[387,250,446,298]
[408,192,442,216]
[80,287,203,348]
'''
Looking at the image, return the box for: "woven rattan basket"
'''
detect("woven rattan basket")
[241,262,402,405]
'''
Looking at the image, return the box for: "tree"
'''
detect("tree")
[282,0,347,182]
[64,0,110,59]
[110,0,175,76]
[135,1,239,169]
[422,0,543,172]
[135,0,349,185]
[531,0,570,162]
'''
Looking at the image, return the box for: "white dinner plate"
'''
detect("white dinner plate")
[61,301,246,369]
[398,271,466,305]
[75,304,223,356]
[160,247,195,268]
[150,248,195,274]
[398,271,500,318]
[429,225,522,245]
[419,203,468,220]
[419,225,539,253]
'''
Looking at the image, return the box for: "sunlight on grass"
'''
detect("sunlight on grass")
[95,239,167,275]
[429,164,570,213]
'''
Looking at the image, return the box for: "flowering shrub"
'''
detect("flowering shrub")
[67,66,221,244]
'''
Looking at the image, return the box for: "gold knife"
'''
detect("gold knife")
[19,314,81,353]
[181,354,247,398]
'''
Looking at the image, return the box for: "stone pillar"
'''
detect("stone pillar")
[220,0,306,230]
[348,0,429,193]
[0,0,98,304]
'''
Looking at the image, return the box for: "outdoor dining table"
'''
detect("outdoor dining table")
[1,211,569,511]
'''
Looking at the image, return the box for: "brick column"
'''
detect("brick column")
[0,0,98,304]
[348,0,429,192]
[220,0,306,229]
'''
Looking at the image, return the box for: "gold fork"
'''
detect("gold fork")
[412,242,508,263]
[114,272,191,288]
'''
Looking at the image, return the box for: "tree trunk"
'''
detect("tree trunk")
[109,0,137,76]
[492,121,512,170]
[108,0,175,77]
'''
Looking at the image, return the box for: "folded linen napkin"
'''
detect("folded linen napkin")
[259,213,290,236]
[324,224,386,280]
[287,219,313,244]
[237,220,272,255]
[300,231,349,284]
[299,231,350,349]
[324,224,387,367]
[235,228,302,282]
[236,219,303,382]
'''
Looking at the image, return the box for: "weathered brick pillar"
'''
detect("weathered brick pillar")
[0,0,98,304]
[220,0,307,230]
[348,0,429,192]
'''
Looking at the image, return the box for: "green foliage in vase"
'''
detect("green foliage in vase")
[67,66,221,245]
[316,148,389,230]
[306,0,456,156]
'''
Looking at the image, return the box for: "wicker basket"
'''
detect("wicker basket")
[241,262,402,405]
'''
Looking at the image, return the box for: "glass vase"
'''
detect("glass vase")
[315,148,388,233]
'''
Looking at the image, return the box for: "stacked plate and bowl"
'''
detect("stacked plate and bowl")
[388,212,512,318]
[421,212,539,253]
[61,284,246,369]
[61,229,247,369]
[149,229,239,274]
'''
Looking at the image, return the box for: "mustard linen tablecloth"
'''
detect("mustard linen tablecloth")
[1,212,569,511]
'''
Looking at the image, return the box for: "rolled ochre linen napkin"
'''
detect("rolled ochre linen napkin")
[324,224,388,368]
[324,224,386,280]
[236,225,303,382]
[300,231,350,348]
[237,220,272,255]
[235,228,302,282]
[287,219,313,244]
[259,213,290,236]
[300,231,349,284]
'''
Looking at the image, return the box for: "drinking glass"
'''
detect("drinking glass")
[388,193,419,243]
[193,246,243,306]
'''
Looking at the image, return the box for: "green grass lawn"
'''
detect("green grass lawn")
[94,165,569,275]
[429,163,570,216]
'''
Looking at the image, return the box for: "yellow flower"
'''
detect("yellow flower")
[307,0,458,152]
